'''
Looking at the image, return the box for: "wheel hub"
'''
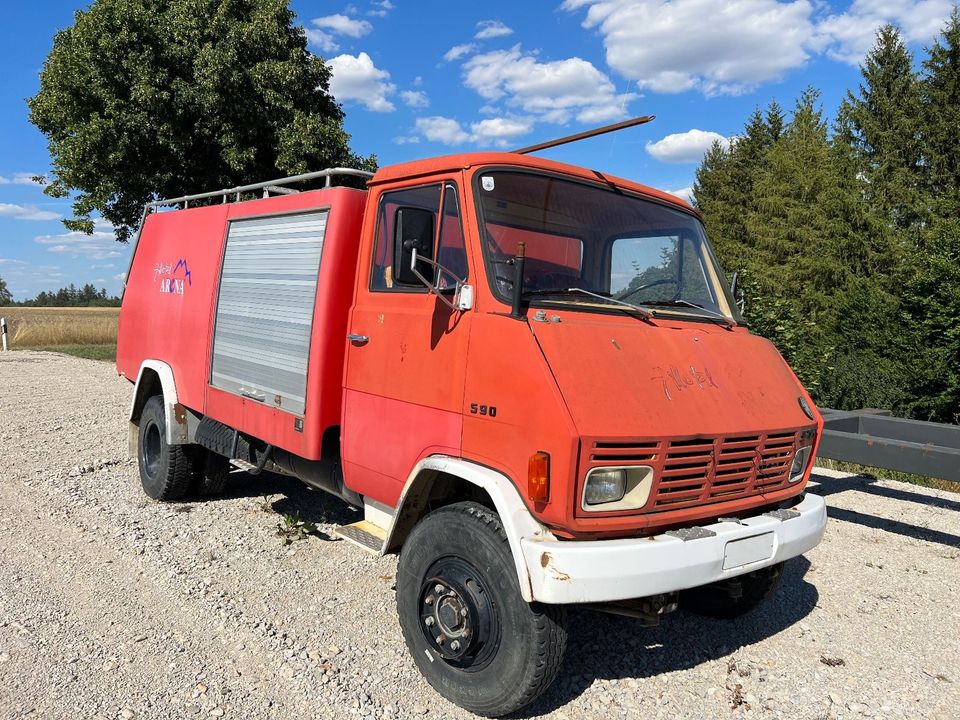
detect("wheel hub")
[143,421,162,478]
[418,558,498,667]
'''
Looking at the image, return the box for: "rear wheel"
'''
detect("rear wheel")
[137,395,196,501]
[397,501,567,717]
[680,562,785,619]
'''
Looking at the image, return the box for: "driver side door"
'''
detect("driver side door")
[342,181,473,505]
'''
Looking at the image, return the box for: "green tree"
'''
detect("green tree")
[0,276,12,306]
[29,0,374,242]
[911,8,960,420]
[835,24,924,232]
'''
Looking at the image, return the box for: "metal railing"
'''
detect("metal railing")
[123,167,374,294]
[818,408,960,482]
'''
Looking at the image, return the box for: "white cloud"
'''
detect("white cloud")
[306,29,339,53]
[416,117,471,145]
[475,20,514,40]
[367,0,394,17]
[328,52,396,112]
[400,89,430,108]
[443,43,478,62]
[0,173,44,186]
[393,135,421,145]
[33,230,126,260]
[311,14,373,38]
[668,186,695,204]
[0,203,61,221]
[564,0,816,96]
[415,115,533,147]
[0,258,28,265]
[463,45,635,123]
[469,117,534,145]
[813,0,954,64]
[645,129,731,164]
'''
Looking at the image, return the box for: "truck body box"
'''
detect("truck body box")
[117,187,367,460]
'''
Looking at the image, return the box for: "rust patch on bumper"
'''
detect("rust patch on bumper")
[539,552,571,581]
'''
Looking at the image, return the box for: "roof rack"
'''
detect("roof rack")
[123,167,374,293]
[143,167,374,211]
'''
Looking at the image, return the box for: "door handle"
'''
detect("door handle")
[240,387,266,402]
[347,333,370,345]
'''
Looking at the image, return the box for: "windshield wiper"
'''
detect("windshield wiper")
[523,287,655,320]
[641,299,735,328]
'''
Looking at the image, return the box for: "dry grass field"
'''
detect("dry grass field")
[0,307,119,360]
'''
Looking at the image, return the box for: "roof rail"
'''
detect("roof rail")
[145,167,374,210]
[122,167,374,295]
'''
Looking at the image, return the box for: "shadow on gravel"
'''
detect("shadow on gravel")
[809,477,960,547]
[812,473,960,513]
[519,556,818,717]
[210,471,359,528]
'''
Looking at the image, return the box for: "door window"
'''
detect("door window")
[370,182,468,291]
[371,185,441,291]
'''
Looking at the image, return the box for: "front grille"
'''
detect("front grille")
[580,430,803,515]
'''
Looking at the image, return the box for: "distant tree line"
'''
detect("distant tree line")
[0,281,121,307]
[695,13,960,423]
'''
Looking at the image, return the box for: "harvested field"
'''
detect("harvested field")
[0,350,958,720]
[1,307,119,359]
[1,307,119,347]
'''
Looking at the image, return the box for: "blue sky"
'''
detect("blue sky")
[1,0,955,300]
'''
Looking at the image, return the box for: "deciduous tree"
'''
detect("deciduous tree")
[29,0,374,242]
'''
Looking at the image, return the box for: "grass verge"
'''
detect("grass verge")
[17,344,117,362]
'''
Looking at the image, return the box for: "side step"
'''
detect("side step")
[334,520,386,554]
[333,499,394,555]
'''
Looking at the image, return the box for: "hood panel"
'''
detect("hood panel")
[531,313,813,439]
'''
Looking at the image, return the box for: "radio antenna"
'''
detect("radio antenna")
[511,115,655,155]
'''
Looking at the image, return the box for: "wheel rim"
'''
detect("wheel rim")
[417,556,500,671]
[142,421,162,479]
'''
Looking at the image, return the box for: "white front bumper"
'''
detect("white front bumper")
[520,492,827,604]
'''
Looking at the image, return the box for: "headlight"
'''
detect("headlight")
[790,445,813,482]
[581,466,654,511]
[584,468,627,505]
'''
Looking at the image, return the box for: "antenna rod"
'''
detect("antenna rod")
[511,115,656,155]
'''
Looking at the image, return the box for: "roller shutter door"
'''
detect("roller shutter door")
[211,211,328,415]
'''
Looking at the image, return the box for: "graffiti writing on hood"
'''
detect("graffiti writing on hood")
[652,365,719,401]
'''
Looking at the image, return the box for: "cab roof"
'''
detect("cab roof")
[370,152,697,216]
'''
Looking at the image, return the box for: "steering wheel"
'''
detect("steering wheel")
[615,278,679,303]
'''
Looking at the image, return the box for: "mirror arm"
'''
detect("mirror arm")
[410,249,466,311]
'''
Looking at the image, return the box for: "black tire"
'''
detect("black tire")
[137,395,195,501]
[397,501,567,717]
[193,451,230,497]
[680,562,785,619]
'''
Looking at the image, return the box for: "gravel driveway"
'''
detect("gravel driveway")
[1,350,958,720]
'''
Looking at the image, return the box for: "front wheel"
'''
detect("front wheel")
[137,395,197,501]
[397,501,567,717]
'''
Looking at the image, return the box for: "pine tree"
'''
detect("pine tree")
[911,8,960,420]
[837,25,924,232]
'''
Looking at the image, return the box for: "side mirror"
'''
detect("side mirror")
[394,207,435,286]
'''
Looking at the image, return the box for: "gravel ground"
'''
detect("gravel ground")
[0,350,958,720]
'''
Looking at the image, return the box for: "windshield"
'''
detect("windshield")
[474,170,740,322]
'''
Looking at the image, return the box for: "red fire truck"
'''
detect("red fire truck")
[117,126,826,716]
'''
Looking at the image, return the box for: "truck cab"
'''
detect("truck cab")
[118,153,826,717]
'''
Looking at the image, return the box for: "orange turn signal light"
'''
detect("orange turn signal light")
[528,451,550,503]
